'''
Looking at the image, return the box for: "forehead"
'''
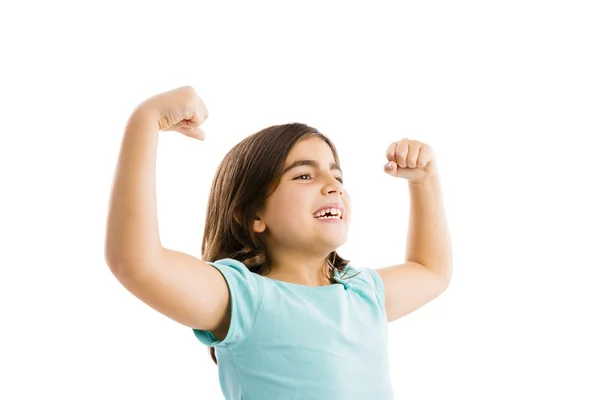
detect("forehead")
[286,137,335,162]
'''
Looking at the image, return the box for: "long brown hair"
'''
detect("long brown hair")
[201,122,351,365]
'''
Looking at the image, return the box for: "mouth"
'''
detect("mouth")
[312,205,344,220]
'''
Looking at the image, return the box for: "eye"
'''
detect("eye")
[294,173,343,184]
[295,173,313,180]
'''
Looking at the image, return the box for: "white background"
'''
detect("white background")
[1,0,599,399]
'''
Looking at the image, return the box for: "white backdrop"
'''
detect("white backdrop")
[1,1,599,399]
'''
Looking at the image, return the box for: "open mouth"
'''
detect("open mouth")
[313,207,343,220]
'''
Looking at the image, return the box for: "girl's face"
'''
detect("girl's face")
[253,136,351,255]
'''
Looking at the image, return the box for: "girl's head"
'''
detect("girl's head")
[202,122,352,365]
[202,122,351,275]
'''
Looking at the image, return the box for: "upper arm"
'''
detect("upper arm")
[376,262,450,322]
[108,248,231,334]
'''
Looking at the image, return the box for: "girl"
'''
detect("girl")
[105,86,453,399]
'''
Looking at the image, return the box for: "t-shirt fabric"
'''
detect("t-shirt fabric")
[193,258,393,400]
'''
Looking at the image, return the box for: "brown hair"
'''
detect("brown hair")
[201,122,351,365]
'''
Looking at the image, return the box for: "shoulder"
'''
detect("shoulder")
[208,258,259,279]
[205,258,264,300]
[338,264,385,303]
[193,258,264,348]
[208,257,249,270]
[341,264,383,287]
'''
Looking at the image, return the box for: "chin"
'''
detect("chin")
[327,236,348,250]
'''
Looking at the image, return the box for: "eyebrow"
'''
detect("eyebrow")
[283,160,342,175]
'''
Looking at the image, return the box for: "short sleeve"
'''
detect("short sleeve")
[357,267,386,310]
[192,258,264,348]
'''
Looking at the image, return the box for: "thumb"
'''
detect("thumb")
[384,161,397,176]
[176,126,206,140]
[173,119,206,140]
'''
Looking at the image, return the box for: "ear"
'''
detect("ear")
[233,210,242,225]
[235,208,266,232]
[252,215,266,233]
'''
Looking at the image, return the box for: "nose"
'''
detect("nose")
[322,176,344,196]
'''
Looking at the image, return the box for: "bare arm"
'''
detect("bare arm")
[405,174,453,280]
[104,87,230,335]
[377,174,453,322]
[105,109,163,267]
[377,140,453,322]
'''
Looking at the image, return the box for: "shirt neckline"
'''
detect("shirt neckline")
[264,268,353,290]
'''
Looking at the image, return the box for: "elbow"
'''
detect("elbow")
[442,267,453,287]
[105,250,129,278]
[104,240,130,274]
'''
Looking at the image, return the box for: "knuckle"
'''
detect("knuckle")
[182,85,195,93]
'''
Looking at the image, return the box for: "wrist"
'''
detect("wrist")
[408,172,440,187]
[128,105,161,132]
[125,107,161,136]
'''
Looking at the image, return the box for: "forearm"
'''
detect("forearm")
[105,109,163,268]
[406,173,453,282]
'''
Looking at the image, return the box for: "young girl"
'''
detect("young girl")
[105,86,452,399]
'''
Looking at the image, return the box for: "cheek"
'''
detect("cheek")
[343,194,351,216]
[266,192,303,224]
[275,191,312,225]
[268,209,309,238]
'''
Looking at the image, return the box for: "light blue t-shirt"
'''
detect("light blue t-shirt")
[193,258,393,399]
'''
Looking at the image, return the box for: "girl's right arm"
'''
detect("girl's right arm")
[104,87,231,338]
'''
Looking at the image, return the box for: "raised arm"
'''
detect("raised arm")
[104,87,231,338]
[377,139,453,322]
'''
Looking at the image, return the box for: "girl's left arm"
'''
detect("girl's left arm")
[376,139,453,323]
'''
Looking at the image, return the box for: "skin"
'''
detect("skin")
[252,136,352,287]
[107,86,452,349]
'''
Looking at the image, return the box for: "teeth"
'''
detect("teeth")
[313,207,342,218]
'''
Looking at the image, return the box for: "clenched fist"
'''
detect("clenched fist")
[135,86,209,140]
[384,138,438,183]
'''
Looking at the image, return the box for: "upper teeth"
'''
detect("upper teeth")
[313,208,342,218]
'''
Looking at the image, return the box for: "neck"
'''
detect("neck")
[266,249,333,287]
